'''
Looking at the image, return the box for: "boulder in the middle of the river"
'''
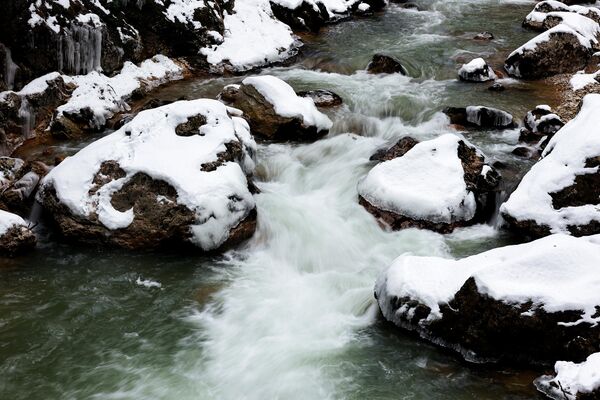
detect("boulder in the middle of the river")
[230,75,333,141]
[358,134,500,233]
[38,99,258,251]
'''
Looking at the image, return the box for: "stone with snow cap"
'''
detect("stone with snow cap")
[375,233,600,365]
[231,75,333,141]
[38,99,258,251]
[501,94,600,238]
[458,58,497,82]
[444,106,516,129]
[0,209,36,255]
[358,134,500,233]
[535,353,600,400]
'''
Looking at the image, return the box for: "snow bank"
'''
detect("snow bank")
[536,353,600,400]
[0,209,28,237]
[57,55,183,128]
[242,75,332,132]
[501,93,600,235]
[376,234,600,324]
[40,99,257,250]
[201,0,298,71]
[358,134,478,224]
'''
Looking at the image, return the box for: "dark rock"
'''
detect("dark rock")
[443,106,516,129]
[297,89,343,107]
[474,31,494,40]
[488,82,505,91]
[512,146,536,158]
[366,54,408,75]
[370,136,419,161]
[218,84,241,104]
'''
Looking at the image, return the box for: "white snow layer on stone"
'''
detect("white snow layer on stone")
[376,234,600,324]
[571,70,600,90]
[58,55,183,128]
[458,58,497,81]
[41,99,256,250]
[358,134,477,224]
[201,0,298,71]
[0,72,62,101]
[273,0,362,16]
[536,353,600,400]
[164,0,205,29]
[0,209,28,236]
[500,93,600,233]
[242,75,333,131]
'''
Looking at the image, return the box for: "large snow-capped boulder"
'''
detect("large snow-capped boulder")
[443,106,516,129]
[375,234,600,364]
[0,0,230,85]
[38,99,258,251]
[501,94,600,238]
[535,353,600,400]
[0,209,36,255]
[506,13,600,78]
[358,134,500,233]
[458,58,497,82]
[230,75,333,141]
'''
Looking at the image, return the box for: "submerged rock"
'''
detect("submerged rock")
[366,54,408,75]
[358,134,500,233]
[375,233,600,365]
[38,99,258,251]
[297,89,343,108]
[0,209,36,255]
[230,75,332,141]
[501,94,600,238]
[458,58,497,82]
[443,106,516,129]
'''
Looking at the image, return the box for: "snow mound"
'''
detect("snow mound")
[535,353,600,400]
[501,93,600,236]
[242,75,332,132]
[376,233,600,324]
[358,134,480,225]
[40,99,257,251]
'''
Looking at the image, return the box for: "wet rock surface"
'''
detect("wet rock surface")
[443,106,516,129]
[366,54,408,75]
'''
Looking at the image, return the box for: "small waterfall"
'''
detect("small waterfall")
[18,98,35,139]
[4,47,19,90]
[57,23,103,75]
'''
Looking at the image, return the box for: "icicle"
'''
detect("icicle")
[58,23,103,75]
[4,47,19,90]
[18,98,35,139]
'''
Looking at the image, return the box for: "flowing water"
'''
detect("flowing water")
[2,1,558,399]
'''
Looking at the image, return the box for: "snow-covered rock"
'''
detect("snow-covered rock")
[297,89,343,108]
[0,72,74,155]
[0,209,36,255]
[51,55,185,137]
[38,99,258,251]
[375,233,600,364]
[358,134,500,233]
[458,58,497,82]
[501,94,600,238]
[535,353,600,400]
[366,54,408,75]
[443,106,516,129]
[524,1,600,30]
[0,158,49,215]
[230,75,333,141]
[507,5,600,78]
[519,104,564,144]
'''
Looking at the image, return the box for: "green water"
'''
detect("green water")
[1,1,557,399]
